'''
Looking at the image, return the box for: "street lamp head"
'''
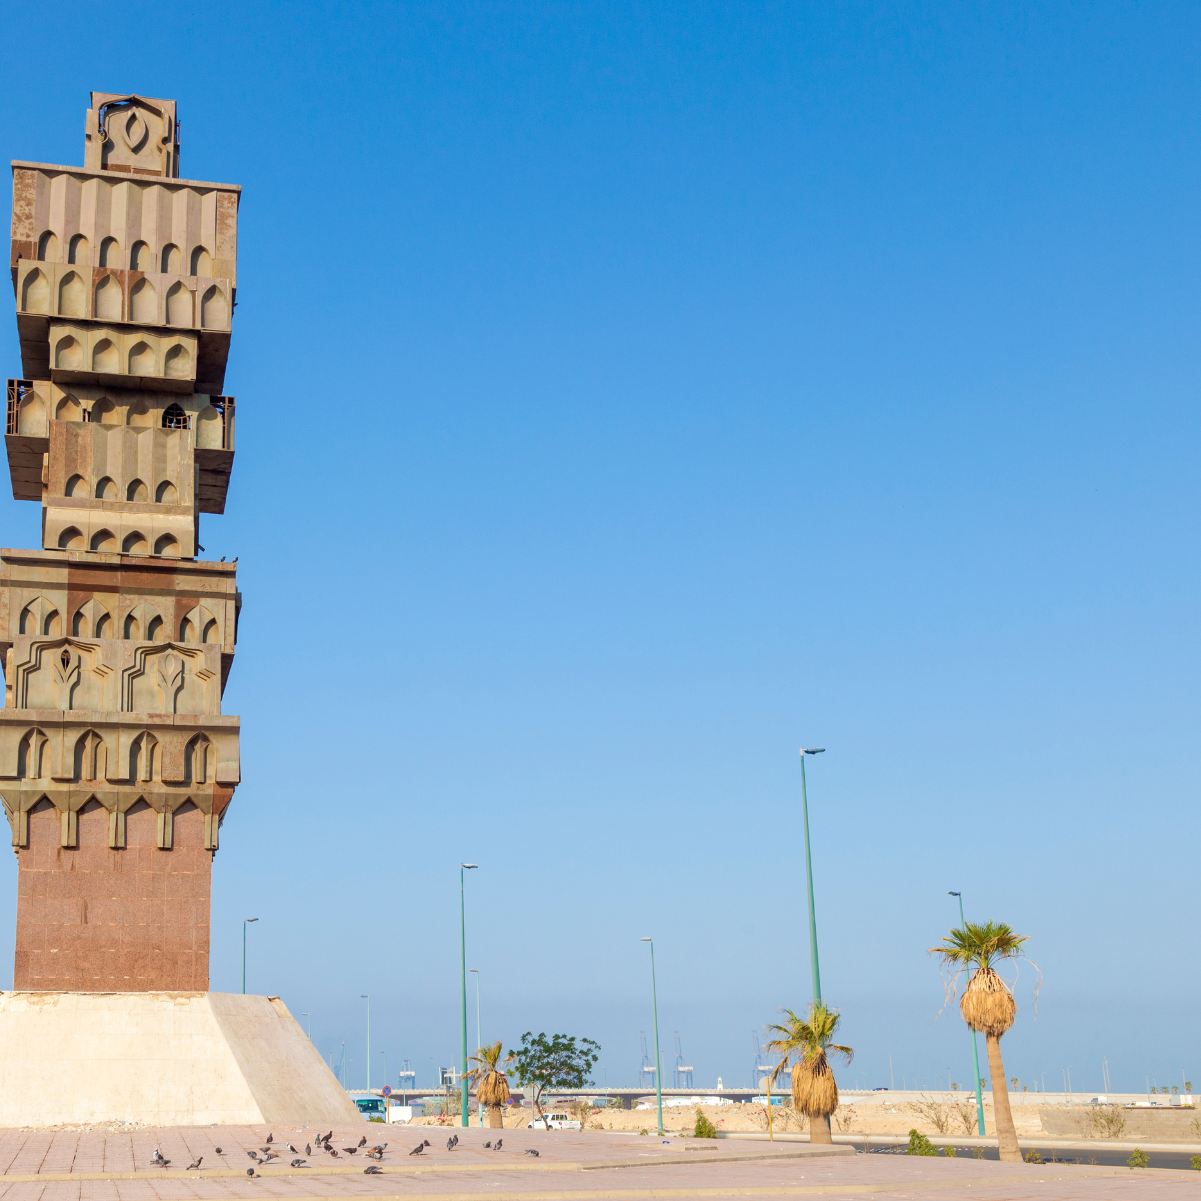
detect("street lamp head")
[469,968,478,974]
[245,917,258,923]
[948,891,961,897]
[802,747,825,755]
[462,863,478,869]
[640,937,652,942]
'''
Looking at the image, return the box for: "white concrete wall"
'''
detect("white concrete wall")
[0,991,360,1127]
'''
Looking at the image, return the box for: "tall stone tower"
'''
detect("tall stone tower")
[0,94,358,1128]
[2,93,240,991]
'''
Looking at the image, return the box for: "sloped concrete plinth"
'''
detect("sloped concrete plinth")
[0,991,360,1127]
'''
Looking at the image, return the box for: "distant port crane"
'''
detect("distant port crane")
[639,1031,657,1089]
[673,1032,694,1089]
[752,1032,774,1089]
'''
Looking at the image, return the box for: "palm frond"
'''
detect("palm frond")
[929,921,1027,973]
[764,1002,854,1071]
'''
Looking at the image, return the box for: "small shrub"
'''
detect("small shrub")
[639,1128,649,1136]
[942,1145,957,1158]
[1127,1148,1148,1169]
[907,1095,950,1134]
[1190,1155,1201,1171]
[1085,1105,1126,1139]
[694,1112,717,1139]
[748,1106,772,1133]
[906,1129,937,1156]
[368,1116,385,1123]
[1024,1150,1043,1164]
[971,1147,986,1160]
[833,1105,857,1132]
[949,1100,979,1136]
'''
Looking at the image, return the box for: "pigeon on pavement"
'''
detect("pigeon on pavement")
[287,1143,298,1153]
[358,1135,367,1147]
[186,1157,202,1171]
[495,1139,503,1150]
[341,1146,357,1154]
[364,1165,382,1174]
[266,1134,273,1143]
[247,1152,259,1161]
[246,1168,255,1177]
[305,1144,311,1156]
[526,1149,540,1157]
[409,1143,425,1156]
[290,1159,306,1168]
[214,1147,223,1155]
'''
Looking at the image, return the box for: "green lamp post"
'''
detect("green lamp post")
[640,938,663,1135]
[241,917,257,995]
[948,891,986,1136]
[460,863,477,1127]
[362,995,370,1095]
[800,748,825,1002]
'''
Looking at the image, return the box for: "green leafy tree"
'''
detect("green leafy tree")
[694,1111,717,1138]
[930,921,1033,1164]
[510,1032,600,1124]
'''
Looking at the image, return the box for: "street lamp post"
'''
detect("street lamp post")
[948,891,986,1136]
[460,863,478,1128]
[362,995,370,1095]
[640,938,664,1135]
[800,748,825,1002]
[242,917,258,995]
[470,968,482,1126]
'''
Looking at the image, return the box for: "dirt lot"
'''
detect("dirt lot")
[413,1097,1047,1139]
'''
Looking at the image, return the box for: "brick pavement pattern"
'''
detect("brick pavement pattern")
[0,1126,1191,1201]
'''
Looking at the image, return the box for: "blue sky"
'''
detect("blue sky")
[1,1,1199,1097]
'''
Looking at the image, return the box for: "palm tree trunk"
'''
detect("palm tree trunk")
[809,1113,833,1144]
[488,1104,503,1128]
[985,1034,1021,1162]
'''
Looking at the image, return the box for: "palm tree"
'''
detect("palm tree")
[466,1040,512,1128]
[764,1002,853,1144]
[929,921,1028,1163]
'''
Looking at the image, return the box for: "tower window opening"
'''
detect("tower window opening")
[162,403,189,430]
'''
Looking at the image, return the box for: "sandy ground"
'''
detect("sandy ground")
[412,1098,1045,1139]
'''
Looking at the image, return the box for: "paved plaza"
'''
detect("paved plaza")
[0,1125,1191,1201]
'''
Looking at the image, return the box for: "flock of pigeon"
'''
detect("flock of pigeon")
[150,1130,543,1176]
[152,1132,390,1176]
[408,1134,531,1156]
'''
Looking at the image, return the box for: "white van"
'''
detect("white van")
[527,1112,581,1130]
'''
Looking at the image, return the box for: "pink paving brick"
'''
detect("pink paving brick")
[0,1126,1192,1200]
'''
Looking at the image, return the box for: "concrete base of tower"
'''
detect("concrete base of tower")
[0,990,361,1127]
